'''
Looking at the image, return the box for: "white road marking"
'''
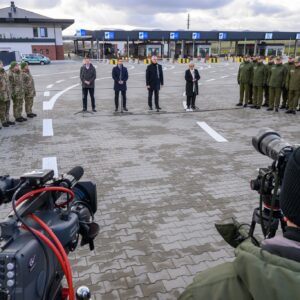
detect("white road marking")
[43,83,79,110]
[43,72,145,111]
[46,84,54,89]
[71,76,79,79]
[44,91,50,97]
[221,76,229,78]
[43,119,53,136]
[34,70,79,77]
[206,79,216,82]
[42,157,58,177]
[56,80,65,84]
[197,122,228,142]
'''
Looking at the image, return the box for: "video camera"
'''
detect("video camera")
[249,128,298,239]
[0,166,99,300]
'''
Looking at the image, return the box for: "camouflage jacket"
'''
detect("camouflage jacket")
[8,70,24,98]
[0,70,10,102]
[22,71,36,98]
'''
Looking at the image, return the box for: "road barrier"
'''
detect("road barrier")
[109,59,118,65]
[208,57,220,63]
[177,58,190,64]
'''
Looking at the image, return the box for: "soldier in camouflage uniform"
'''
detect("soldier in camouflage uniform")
[8,61,26,122]
[236,55,253,107]
[21,62,37,118]
[0,61,14,128]
[281,55,295,109]
[285,57,300,114]
[251,56,267,109]
[267,56,287,112]
[263,56,274,107]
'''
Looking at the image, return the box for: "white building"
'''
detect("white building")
[0,1,74,60]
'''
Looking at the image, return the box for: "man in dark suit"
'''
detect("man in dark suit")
[112,59,129,112]
[80,57,97,112]
[146,56,164,112]
[185,62,200,111]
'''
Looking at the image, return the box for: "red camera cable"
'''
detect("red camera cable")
[16,187,76,300]
[15,186,75,207]
[30,214,75,300]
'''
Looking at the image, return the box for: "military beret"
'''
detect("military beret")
[10,61,18,69]
[20,62,28,69]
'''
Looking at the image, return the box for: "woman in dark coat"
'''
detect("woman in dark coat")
[185,62,200,111]
[112,59,129,112]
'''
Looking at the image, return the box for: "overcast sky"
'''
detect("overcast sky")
[1,0,300,35]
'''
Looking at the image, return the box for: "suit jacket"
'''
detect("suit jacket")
[146,63,164,90]
[112,65,128,91]
[185,69,200,96]
[80,64,96,88]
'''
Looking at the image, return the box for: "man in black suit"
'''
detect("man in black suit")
[146,56,164,112]
[185,62,200,111]
[112,59,129,112]
[80,57,97,112]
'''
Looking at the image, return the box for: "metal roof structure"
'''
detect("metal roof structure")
[91,30,300,42]
[0,2,74,30]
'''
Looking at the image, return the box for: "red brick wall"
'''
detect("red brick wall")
[31,45,65,60]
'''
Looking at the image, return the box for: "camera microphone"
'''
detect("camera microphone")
[60,166,84,189]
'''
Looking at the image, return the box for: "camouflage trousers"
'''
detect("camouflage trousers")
[0,101,5,123]
[25,96,34,114]
[5,100,10,122]
[288,90,300,111]
[12,96,24,119]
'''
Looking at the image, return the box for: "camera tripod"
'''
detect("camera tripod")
[248,207,286,239]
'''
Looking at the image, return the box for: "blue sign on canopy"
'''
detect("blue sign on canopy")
[104,32,115,40]
[170,32,179,40]
[139,32,149,39]
[265,33,273,40]
[192,32,201,40]
[219,32,228,40]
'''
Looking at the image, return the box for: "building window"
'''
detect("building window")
[33,48,37,53]
[40,27,48,38]
[46,49,49,55]
[40,49,43,54]
[33,27,38,37]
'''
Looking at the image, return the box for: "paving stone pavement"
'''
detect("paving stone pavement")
[1,60,300,299]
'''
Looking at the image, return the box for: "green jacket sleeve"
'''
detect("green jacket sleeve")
[178,262,252,300]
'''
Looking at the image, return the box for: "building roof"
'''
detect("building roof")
[0,2,74,30]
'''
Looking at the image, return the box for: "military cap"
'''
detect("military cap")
[289,55,295,59]
[10,61,18,69]
[275,56,282,60]
[20,62,28,69]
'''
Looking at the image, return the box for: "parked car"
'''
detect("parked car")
[21,54,51,65]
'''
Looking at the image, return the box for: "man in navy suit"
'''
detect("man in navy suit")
[112,59,129,112]
[146,56,164,112]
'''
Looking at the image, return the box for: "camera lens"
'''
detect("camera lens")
[252,128,291,161]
